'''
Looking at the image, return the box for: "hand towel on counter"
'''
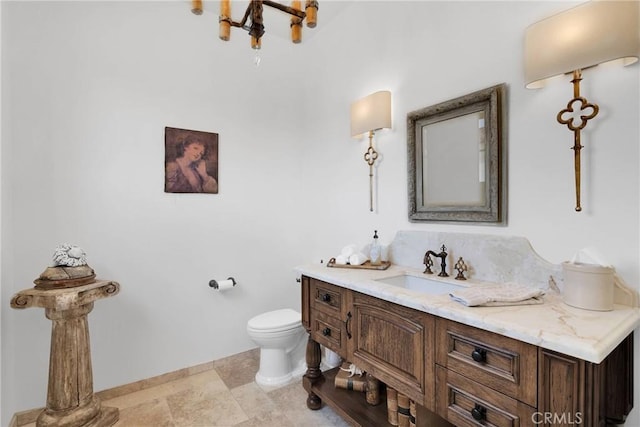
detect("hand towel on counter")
[450,284,545,307]
[334,255,349,265]
[349,252,369,266]
[341,244,358,258]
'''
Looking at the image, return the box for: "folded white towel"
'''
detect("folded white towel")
[334,255,349,265]
[341,244,358,258]
[349,252,369,266]
[450,284,545,307]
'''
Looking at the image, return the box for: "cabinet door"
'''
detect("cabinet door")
[351,292,435,409]
[538,349,592,427]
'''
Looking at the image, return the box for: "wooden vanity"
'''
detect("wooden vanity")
[300,275,635,427]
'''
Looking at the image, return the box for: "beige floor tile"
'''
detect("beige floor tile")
[268,381,351,427]
[233,410,296,427]
[166,388,249,426]
[104,369,226,410]
[114,398,176,427]
[213,348,260,390]
[16,351,349,427]
[284,405,351,427]
[230,382,279,420]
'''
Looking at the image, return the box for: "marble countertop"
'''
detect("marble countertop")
[295,262,640,364]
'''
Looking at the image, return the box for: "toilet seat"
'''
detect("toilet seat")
[247,308,301,333]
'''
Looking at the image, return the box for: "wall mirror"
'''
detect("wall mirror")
[407,84,506,223]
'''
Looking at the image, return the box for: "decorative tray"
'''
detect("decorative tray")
[326,258,391,270]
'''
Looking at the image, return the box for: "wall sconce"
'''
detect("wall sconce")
[350,91,392,212]
[524,0,639,212]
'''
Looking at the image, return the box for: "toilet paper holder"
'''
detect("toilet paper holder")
[209,277,237,290]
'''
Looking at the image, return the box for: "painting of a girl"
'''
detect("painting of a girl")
[165,127,218,194]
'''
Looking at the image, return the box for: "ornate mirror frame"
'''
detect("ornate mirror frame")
[407,84,506,223]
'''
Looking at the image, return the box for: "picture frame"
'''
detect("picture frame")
[164,127,219,194]
[407,84,506,223]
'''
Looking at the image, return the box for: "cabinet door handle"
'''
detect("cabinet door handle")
[344,311,352,339]
[471,404,487,421]
[321,293,331,302]
[471,347,487,363]
[322,327,331,336]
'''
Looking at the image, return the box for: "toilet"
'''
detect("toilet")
[246,308,307,387]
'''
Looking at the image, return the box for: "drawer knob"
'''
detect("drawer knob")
[321,293,331,302]
[471,348,487,363]
[471,404,487,421]
[322,327,331,336]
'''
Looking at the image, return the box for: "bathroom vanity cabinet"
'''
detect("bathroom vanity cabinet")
[300,275,634,427]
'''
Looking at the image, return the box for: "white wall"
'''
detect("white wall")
[2,1,638,425]
[1,1,312,423]
[0,1,3,424]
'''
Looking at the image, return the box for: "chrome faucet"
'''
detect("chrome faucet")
[423,245,449,277]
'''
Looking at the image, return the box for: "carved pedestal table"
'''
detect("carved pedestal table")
[10,280,120,427]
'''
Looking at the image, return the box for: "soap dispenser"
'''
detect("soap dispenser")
[370,230,381,266]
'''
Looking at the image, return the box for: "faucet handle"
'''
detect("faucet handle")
[454,257,468,281]
[423,254,434,274]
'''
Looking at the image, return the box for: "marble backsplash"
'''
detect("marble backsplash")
[388,230,638,307]
[389,230,566,291]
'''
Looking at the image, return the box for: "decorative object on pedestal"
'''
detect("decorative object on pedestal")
[34,244,96,290]
[52,243,87,267]
[524,1,639,212]
[10,248,120,427]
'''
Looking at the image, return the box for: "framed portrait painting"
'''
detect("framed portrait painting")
[164,127,219,194]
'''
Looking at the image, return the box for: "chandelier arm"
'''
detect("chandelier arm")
[237,2,253,28]
[212,0,317,47]
[249,1,265,39]
[263,0,306,19]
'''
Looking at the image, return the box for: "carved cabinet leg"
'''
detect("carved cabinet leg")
[304,334,323,410]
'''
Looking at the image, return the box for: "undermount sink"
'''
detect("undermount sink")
[375,274,465,295]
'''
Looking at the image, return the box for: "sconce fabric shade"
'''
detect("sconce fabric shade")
[524,0,639,89]
[350,91,392,137]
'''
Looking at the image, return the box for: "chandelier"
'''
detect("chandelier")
[191,0,318,49]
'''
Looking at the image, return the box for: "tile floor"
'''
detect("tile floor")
[25,348,349,427]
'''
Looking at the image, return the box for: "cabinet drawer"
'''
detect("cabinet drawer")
[310,311,345,355]
[310,279,343,316]
[436,318,537,407]
[436,366,536,427]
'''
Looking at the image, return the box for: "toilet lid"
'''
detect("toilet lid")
[248,308,301,331]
